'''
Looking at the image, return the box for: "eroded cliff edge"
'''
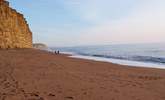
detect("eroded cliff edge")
[0,0,32,48]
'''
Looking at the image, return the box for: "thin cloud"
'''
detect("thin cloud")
[77,0,165,45]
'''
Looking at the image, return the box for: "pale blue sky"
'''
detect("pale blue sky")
[8,0,165,47]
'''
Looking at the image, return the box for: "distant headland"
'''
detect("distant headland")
[33,43,48,50]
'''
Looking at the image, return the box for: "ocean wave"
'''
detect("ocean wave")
[132,56,165,64]
[77,53,165,64]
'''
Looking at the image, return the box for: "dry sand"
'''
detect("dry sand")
[0,49,165,100]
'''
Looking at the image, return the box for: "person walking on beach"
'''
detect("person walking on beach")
[57,50,60,54]
[54,50,60,54]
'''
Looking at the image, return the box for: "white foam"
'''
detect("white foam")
[61,52,75,55]
[69,55,165,69]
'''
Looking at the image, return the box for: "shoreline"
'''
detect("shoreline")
[61,52,165,70]
[0,49,165,100]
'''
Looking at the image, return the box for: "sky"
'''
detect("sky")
[8,0,165,47]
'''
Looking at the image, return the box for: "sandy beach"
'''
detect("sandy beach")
[0,49,165,100]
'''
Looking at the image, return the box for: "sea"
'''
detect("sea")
[51,43,165,69]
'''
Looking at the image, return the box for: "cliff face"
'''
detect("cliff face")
[0,0,32,48]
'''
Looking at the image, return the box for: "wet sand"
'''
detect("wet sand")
[0,49,165,100]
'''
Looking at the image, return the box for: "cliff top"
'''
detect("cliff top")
[0,0,9,6]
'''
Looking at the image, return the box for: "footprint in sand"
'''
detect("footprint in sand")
[48,93,55,97]
[65,96,74,100]
[24,93,45,100]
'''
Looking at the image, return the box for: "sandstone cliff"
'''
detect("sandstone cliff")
[0,0,32,48]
